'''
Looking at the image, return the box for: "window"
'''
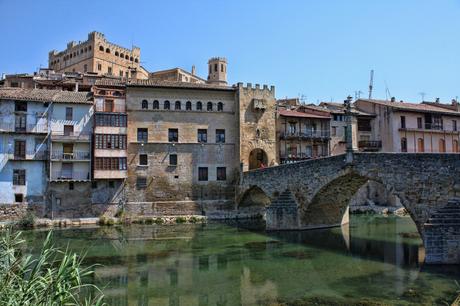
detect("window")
[453,120,457,132]
[137,128,148,142]
[139,154,148,166]
[357,119,371,132]
[95,114,127,127]
[14,140,26,159]
[107,67,112,75]
[332,126,337,136]
[104,99,114,112]
[417,138,424,153]
[95,157,127,170]
[137,177,147,189]
[164,100,170,110]
[196,101,202,111]
[95,134,127,149]
[106,48,110,53]
[169,154,177,166]
[65,107,73,120]
[108,181,115,188]
[15,101,27,112]
[83,64,88,73]
[69,182,74,190]
[99,46,104,51]
[401,137,407,152]
[400,116,406,129]
[15,115,26,132]
[120,53,124,58]
[214,64,217,72]
[97,63,102,71]
[153,100,159,109]
[216,129,225,143]
[64,125,74,136]
[454,140,459,153]
[207,102,213,111]
[168,128,178,142]
[14,194,24,203]
[92,181,98,189]
[175,101,181,110]
[186,101,192,110]
[119,70,123,77]
[221,64,224,72]
[417,117,423,129]
[13,169,25,185]
[142,100,148,109]
[198,167,208,181]
[217,167,226,181]
[115,51,119,56]
[198,129,207,143]
[217,102,223,111]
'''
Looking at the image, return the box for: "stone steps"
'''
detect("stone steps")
[425,198,460,230]
[270,191,297,207]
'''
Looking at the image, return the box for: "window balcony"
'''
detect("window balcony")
[0,123,48,134]
[399,123,458,134]
[358,140,382,151]
[51,170,90,181]
[51,151,90,161]
[51,131,91,142]
[280,153,328,164]
[280,130,330,140]
[3,149,48,161]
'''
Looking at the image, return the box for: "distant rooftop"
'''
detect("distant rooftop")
[0,88,92,104]
[357,98,460,116]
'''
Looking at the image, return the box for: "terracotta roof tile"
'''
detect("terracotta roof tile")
[357,99,460,116]
[278,109,331,119]
[127,79,236,91]
[0,88,92,104]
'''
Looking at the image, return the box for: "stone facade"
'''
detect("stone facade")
[48,31,148,79]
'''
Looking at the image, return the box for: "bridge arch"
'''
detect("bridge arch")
[237,186,271,209]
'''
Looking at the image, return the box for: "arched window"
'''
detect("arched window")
[70,53,73,58]
[217,102,223,111]
[135,58,139,63]
[88,46,92,51]
[207,102,213,111]
[196,101,202,111]
[130,56,133,61]
[453,140,459,153]
[73,52,76,57]
[125,55,129,60]
[164,100,170,110]
[106,48,110,53]
[153,100,159,109]
[99,46,104,51]
[175,101,181,110]
[81,49,84,54]
[84,47,87,52]
[401,137,407,152]
[439,139,446,153]
[120,53,124,58]
[115,51,119,56]
[141,100,148,109]
[186,101,192,110]
[417,138,425,153]
[113,91,122,97]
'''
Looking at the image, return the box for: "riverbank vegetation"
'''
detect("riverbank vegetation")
[0,228,105,306]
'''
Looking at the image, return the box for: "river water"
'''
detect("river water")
[22,215,460,305]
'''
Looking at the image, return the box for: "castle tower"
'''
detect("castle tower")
[207,57,227,85]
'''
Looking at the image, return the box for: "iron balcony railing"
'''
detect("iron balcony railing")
[51,170,90,181]
[400,123,453,131]
[358,140,382,150]
[51,151,90,160]
[280,153,328,164]
[280,130,330,139]
[2,149,49,160]
[0,122,48,133]
[51,131,91,141]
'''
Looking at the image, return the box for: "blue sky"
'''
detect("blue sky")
[1,0,459,103]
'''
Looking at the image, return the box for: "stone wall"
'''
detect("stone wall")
[0,203,45,221]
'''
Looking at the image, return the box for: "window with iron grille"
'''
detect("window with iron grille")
[137,177,147,189]
[216,129,225,143]
[169,154,177,166]
[137,128,148,142]
[13,169,25,185]
[168,129,178,142]
[14,140,26,159]
[95,157,127,170]
[198,167,208,181]
[139,154,148,166]
[198,129,207,143]
[217,167,226,181]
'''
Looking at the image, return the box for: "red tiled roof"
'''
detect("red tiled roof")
[357,99,460,116]
[0,88,92,104]
[127,79,236,91]
[278,109,331,119]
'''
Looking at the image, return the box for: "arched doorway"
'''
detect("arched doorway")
[249,148,268,170]
[417,138,424,152]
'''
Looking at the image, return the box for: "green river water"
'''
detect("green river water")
[21,215,460,306]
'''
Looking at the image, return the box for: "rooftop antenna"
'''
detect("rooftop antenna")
[418,92,427,101]
[384,80,391,100]
[355,90,363,100]
[299,94,307,104]
[368,70,374,99]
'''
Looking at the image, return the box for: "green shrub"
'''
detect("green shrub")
[175,216,186,224]
[106,218,115,226]
[98,216,108,225]
[189,216,199,223]
[154,218,164,225]
[16,211,36,228]
[144,218,154,225]
[0,228,105,305]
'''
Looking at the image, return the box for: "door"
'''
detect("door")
[63,125,74,136]
[61,163,73,179]
[63,143,73,159]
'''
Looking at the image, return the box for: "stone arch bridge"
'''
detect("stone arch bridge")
[237,153,460,264]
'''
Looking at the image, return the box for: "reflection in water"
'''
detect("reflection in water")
[21,216,460,305]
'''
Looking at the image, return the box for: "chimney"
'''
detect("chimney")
[390,97,396,102]
[191,65,196,76]
[435,97,440,103]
